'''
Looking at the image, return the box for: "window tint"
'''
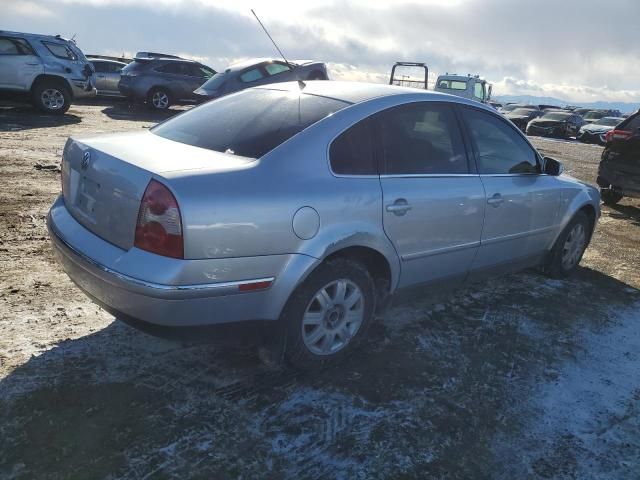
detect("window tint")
[621,113,640,131]
[330,119,376,175]
[42,41,77,60]
[463,108,539,174]
[265,63,291,76]
[152,89,350,159]
[377,103,468,175]
[240,68,264,83]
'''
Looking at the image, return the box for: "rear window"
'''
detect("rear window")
[152,88,351,159]
[121,60,149,73]
[42,41,77,60]
[620,113,640,131]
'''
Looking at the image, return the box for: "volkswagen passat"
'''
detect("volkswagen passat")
[48,81,600,369]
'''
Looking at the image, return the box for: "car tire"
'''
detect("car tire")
[31,79,71,114]
[601,188,623,206]
[282,258,376,370]
[147,87,172,110]
[307,70,327,80]
[545,211,591,278]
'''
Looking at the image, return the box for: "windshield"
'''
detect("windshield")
[511,108,537,116]
[584,111,606,120]
[541,112,571,121]
[595,117,622,126]
[200,72,227,90]
[152,88,350,158]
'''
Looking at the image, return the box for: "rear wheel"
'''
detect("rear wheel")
[31,80,71,114]
[282,258,375,370]
[147,87,172,110]
[545,211,590,278]
[601,188,623,206]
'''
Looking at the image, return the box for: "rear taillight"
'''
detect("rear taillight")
[134,179,183,259]
[605,129,632,143]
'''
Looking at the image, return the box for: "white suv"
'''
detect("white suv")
[0,31,96,114]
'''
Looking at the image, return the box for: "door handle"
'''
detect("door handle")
[487,193,504,207]
[386,199,412,216]
[25,62,40,66]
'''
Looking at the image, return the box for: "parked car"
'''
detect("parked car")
[88,58,126,97]
[582,109,622,124]
[577,116,624,145]
[597,110,640,204]
[498,103,531,115]
[193,58,328,101]
[0,30,95,114]
[118,55,216,110]
[526,111,584,139]
[505,107,543,132]
[48,81,599,369]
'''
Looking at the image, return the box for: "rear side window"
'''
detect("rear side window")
[330,119,376,175]
[377,102,469,175]
[265,63,291,76]
[621,113,640,131]
[152,88,350,159]
[42,41,77,60]
[240,68,264,83]
[462,107,539,174]
[155,63,186,75]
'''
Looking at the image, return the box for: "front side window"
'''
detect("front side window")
[377,102,469,175]
[330,119,376,175]
[0,37,35,56]
[152,88,350,159]
[240,68,264,83]
[42,41,77,60]
[265,63,291,76]
[462,108,539,174]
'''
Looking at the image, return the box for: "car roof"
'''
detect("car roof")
[255,80,494,108]
[0,30,71,43]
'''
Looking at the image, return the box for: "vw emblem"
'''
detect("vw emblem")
[81,151,91,170]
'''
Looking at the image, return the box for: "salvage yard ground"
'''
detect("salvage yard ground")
[1,101,639,479]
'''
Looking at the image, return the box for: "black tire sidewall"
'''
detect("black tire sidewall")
[147,88,172,110]
[32,81,71,114]
[601,189,623,205]
[546,211,590,278]
[283,259,376,370]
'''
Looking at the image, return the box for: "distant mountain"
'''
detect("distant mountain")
[494,94,640,114]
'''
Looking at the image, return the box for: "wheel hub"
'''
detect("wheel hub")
[324,305,345,329]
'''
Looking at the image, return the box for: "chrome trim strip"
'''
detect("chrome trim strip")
[380,173,479,179]
[401,241,480,261]
[49,220,275,295]
[481,226,556,245]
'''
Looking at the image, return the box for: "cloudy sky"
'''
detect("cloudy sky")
[5,0,640,103]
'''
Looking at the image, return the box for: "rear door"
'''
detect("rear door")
[0,36,42,90]
[377,102,486,288]
[459,106,561,273]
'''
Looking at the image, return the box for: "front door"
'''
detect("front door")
[459,106,561,272]
[377,102,486,288]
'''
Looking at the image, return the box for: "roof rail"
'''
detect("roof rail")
[135,51,183,59]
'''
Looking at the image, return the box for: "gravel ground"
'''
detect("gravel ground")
[1,102,639,479]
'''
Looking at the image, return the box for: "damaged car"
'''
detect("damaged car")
[577,116,624,145]
[505,107,543,132]
[526,111,584,139]
[597,110,640,204]
[48,81,600,369]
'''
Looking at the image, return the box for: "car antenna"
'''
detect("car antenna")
[251,9,304,88]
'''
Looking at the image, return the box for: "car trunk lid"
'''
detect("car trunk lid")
[61,131,254,250]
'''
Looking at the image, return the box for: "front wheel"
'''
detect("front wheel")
[545,211,590,278]
[282,259,376,370]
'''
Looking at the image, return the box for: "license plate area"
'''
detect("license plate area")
[70,168,101,219]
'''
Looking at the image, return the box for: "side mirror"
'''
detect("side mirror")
[543,156,564,176]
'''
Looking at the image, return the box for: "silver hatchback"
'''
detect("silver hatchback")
[48,81,600,369]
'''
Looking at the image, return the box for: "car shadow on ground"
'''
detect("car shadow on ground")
[1,268,639,479]
[0,105,81,132]
[607,202,640,227]
[100,102,187,122]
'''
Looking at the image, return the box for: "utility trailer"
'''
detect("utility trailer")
[389,62,429,89]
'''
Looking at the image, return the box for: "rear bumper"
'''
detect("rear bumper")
[597,163,640,198]
[47,195,316,327]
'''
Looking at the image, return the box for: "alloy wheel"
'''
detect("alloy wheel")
[561,223,586,270]
[301,279,364,356]
[152,91,169,109]
[41,89,65,110]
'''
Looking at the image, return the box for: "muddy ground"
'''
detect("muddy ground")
[1,101,639,479]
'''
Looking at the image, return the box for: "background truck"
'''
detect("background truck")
[434,73,492,104]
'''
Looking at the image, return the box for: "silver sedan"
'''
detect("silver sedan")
[48,81,600,369]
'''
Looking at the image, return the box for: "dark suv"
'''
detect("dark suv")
[597,110,640,205]
[118,55,215,110]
